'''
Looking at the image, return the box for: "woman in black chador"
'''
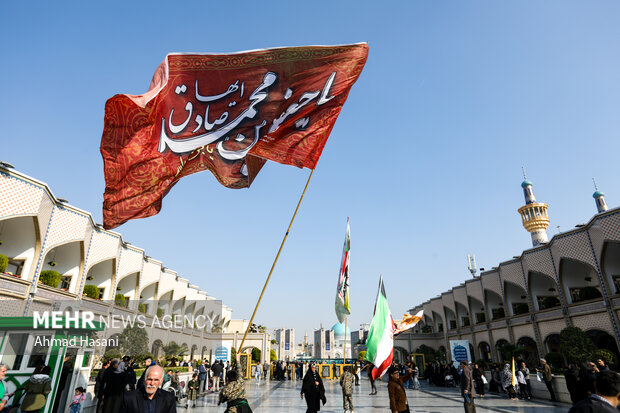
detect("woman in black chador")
[300,363,326,413]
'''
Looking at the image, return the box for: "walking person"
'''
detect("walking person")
[212,360,223,392]
[536,358,557,402]
[460,361,477,413]
[198,360,208,394]
[95,360,110,413]
[387,365,413,413]
[339,366,355,413]
[218,355,253,413]
[471,363,484,398]
[187,373,199,408]
[353,362,360,386]
[365,363,377,395]
[301,363,326,413]
[520,362,532,400]
[102,359,127,413]
[255,361,262,385]
[500,363,517,400]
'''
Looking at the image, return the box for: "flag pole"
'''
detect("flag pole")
[344,317,348,365]
[236,169,315,355]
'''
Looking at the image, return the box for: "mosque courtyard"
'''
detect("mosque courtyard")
[191,378,570,412]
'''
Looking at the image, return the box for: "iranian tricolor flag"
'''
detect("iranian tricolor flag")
[365,276,395,380]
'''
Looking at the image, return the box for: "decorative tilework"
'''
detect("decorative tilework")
[44,206,89,250]
[0,297,22,316]
[481,271,502,296]
[85,230,120,271]
[453,286,468,308]
[0,173,43,217]
[500,262,525,290]
[599,211,620,241]
[465,279,484,304]
[538,319,568,339]
[441,292,456,314]
[522,249,556,282]
[512,324,535,341]
[572,314,614,336]
[118,247,144,279]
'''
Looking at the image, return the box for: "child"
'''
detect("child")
[69,387,86,413]
[188,373,199,408]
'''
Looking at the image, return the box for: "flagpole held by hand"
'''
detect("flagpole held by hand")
[237,169,314,354]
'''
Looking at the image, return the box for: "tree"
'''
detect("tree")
[415,345,437,362]
[498,343,525,361]
[251,348,261,362]
[118,325,149,358]
[270,349,277,361]
[163,341,188,357]
[595,349,618,368]
[559,326,596,364]
[249,323,266,333]
[102,348,122,362]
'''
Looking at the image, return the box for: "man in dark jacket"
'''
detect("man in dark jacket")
[460,361,476,413]
[211,360,223,391]
[121,365,176,413]
[569,370,620,413]
[95,360,110,413]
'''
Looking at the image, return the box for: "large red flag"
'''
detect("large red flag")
[101,43,368,229]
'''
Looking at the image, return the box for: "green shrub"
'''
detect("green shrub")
[513,303,529,315]
[102,348,122,362]
[491,308,505,320]
[594,349,618,368]
[138,303,147,313]
[541,296,561,309]
[544,351,565,369]
[83,285,99,299]
[157,308,164,318]
[559,326,595,364]
[578,286,602,301]
[0,254,8,272]
[39,270,61,288]
[114,293,126,307]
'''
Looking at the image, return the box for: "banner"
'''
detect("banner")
[101,43,368,228]
[449,340,472,368]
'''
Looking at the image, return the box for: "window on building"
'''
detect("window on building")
[60,275,72,290]
[5,259,24,276]
[98,288,105,299]
[0,332,51,370]
[613,276,620,294]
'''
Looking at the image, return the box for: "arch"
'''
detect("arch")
[431,311,444,332]
[201,346,208,360]
[544,334,560,353]
[601,242,620,295]
[478,341,492,362]
[495,339,510,363]
[504,281,529,316]
[139,282,158,315]
[172,297,185,316]
[116,271,139,309]
[157,291,174,316]
[0,216,40,280]
[484,289,505,321]
[455,302,470,327]
[152,340,164,358]
[586,329,619,356]
[190,344,198,360]
[41,240,83,293]
[468,296,485,324]
[559,258,601,304]
[528,271,560,311]
[84,257,115,300]
[517,336,539,367]
[444,307,457,330]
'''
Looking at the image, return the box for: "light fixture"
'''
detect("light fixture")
[57,198,68,203]
[48,261,57,267]
[0,161,15,169]
[86,276,94,280]
[520,295,526,299]
[584,277,592,282]
[548,287,556,292]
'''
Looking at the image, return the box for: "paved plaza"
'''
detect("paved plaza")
[190,378,571,412]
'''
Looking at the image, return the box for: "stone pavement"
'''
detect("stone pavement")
[186,378,572,412]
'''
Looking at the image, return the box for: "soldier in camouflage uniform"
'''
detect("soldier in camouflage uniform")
[339,366,355,413]
[218,359,253,413]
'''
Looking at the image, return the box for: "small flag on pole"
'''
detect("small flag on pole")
[335,219,351,323]
[365,276,395,380]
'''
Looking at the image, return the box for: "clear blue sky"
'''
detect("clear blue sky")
[2,1,619,343]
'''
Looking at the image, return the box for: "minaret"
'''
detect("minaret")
[593,179,609,213]
[517,169,550,247]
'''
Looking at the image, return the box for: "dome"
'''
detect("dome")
[521,179,533,188]
[331,322,351,337]
[593,190,605,198]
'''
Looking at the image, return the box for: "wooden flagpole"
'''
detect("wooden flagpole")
[344,317,348,364]
[236,169,315,355]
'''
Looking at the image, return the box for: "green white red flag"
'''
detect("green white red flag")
[365,276,395,380]
[100,43,368,229]
[335,219,351,323]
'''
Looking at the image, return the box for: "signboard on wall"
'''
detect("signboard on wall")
[449,340,471,368]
